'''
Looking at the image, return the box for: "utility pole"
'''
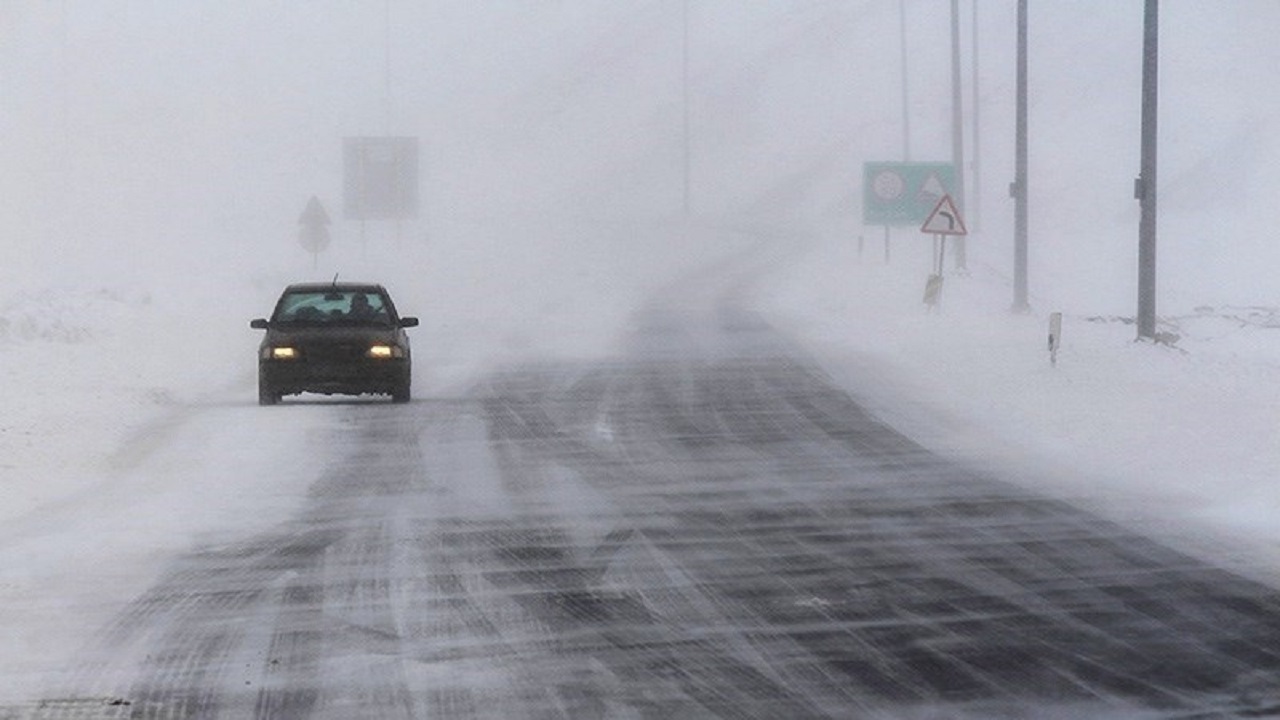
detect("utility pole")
[682,0,692,217]
[384,0,393,133]
[899,0,911,162]
[1136,0,1159,340]
[1011,0,1029,312]
[949,0,967,270]
[970,1,981,234]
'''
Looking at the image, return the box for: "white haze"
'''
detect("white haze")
[3,2,1279,315]
[2,0,1280,705]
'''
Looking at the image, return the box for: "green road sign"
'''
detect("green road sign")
[863,162,957,226]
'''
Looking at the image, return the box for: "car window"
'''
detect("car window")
[273,291,391,325]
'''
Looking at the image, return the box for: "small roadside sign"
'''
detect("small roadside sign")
[298,196,331,253]
[924,274,944,308]
[1048,312,1063,366]
[921,194,968,236]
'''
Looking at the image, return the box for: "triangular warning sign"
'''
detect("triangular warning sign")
[921,194,968,236]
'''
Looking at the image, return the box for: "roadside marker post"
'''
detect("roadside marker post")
[1048,312,1063,366]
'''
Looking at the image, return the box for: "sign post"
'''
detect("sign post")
[920,194,968,310]
[298,196,332,269]
[1048,312,1063,366]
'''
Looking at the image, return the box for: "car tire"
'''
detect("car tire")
[392,381,411,404]
[259,383,280,406]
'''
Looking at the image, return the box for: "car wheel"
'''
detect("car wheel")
[391,382,411,404]
[259,383,280,406]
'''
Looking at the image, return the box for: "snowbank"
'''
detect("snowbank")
[758,227,1280,586]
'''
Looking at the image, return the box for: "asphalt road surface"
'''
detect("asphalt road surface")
[34,307,1280,719]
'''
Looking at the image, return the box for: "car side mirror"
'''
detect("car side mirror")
[399,317,419,328]
[250,318,270,330]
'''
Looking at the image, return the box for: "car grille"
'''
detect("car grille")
[306,343,364,362]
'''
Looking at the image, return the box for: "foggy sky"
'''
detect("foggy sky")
[2,2,1278,313]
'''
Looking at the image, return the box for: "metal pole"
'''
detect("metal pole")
[970,0,981,234]
[899,0,911,161]
[1136,0,1159,340]
[949,0,967,270]
[682,0,692,216]
[384,0,392,133]
[1012,0,1030,312]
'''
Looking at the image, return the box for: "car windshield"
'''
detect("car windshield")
[272,290,390,325]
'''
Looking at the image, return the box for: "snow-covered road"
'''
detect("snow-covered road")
[9,294,1280,718]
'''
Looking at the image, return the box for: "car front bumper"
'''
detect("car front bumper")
[260,358,410,397]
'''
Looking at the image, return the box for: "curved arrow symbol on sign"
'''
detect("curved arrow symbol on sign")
[921,194,968,236]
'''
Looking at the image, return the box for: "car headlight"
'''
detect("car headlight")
[267,346,298,360]
[366,344,404,359]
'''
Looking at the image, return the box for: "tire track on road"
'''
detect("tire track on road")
[58,407,434,718]
[41,312,1280,718]
[482,346,1280,716]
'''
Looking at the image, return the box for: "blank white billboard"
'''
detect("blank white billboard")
[343,137,419,221]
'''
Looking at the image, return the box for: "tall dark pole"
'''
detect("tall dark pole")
[949,0,967,270]
[384,0,392,133]
[970,1,981,234]
[682,0,691,216]
[1136,0,1159,340]
[899,0,911,161]
[1012,0,1029,312]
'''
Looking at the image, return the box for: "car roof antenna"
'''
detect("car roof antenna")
[331,273,340,289]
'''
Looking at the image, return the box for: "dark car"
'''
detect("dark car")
[250,282,418,405]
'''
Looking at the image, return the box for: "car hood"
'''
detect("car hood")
[262,325,405,346]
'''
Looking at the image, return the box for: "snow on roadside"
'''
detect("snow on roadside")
[0,283,334,701]
[0,287,243,526]
[759,228,1280,584]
